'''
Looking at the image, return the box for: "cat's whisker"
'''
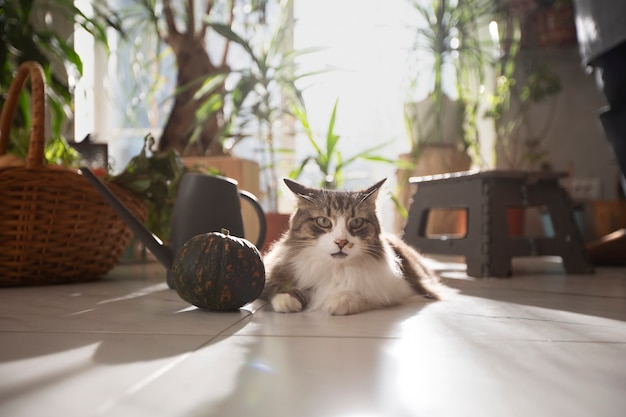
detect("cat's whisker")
[361,246,387,260]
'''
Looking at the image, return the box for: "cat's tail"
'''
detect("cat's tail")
[385,234,444,300]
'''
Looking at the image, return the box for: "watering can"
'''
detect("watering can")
[80,168,266,287]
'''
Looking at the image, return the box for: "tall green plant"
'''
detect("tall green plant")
[204,0,319,210]
[290,99,395,190]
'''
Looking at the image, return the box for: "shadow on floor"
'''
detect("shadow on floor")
[437,259,626,322]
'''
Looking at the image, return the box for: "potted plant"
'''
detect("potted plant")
[402,0,492,167]
[205,0,318,210]
[115,0,274,157]
[250,98,393,251]
[195,0,317,250]
[395,0,493,233]
[111,1,297,244]
[487,0,563,171]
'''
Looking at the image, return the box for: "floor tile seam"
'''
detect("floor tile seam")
[539,291,625,300]
[474,338,626,344]
[0,329,225,337]
[0,311,255,337]
[542,340,626,344]
[224,333,401,341]
[456,287,626,300]
[449,312,626,327]
[230,333,626,343]
[190,312,258,349]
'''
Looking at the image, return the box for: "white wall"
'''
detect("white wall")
[517,46,620,201]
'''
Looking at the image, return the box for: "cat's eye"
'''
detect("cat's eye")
[349,218,365,229]
[315,216,332,228]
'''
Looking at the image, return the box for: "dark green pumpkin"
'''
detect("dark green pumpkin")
[171,230,265,311]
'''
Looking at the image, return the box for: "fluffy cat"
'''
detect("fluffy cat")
[262,178,442,315]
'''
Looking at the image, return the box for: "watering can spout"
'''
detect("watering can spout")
[81,166,267,289]
[79,167,174,269]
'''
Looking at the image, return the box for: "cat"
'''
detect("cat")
[262,178,443,315]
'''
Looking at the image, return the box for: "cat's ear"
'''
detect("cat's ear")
[283,178,316,202]
[361,178,387,202]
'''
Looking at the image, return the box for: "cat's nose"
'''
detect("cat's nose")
[335,239,349,249]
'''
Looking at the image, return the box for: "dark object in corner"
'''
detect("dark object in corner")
[586,229,626,266]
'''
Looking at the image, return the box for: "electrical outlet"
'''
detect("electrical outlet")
[571,177,602,200]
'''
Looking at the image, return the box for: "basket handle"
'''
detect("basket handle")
[0,61,46,168]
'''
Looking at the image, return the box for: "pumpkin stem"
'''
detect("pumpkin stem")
[221,228,230,236]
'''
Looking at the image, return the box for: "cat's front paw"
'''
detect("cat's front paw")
[323,292,368,316]
[271,293,303,313]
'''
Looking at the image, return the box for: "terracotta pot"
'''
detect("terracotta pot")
[507,207,526,236]
[395,144,472,234]
[262,212,291,253]
[520,0,577,48]
[590,200,626,239]
[424,208,468,238]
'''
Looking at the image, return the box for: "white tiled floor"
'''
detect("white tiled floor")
[1,257,625,417]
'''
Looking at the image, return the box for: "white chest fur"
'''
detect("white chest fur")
[288,242,414,311]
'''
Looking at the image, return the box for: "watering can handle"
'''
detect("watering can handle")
[239,190,267,250]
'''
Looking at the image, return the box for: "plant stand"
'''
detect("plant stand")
[403,170,594,277]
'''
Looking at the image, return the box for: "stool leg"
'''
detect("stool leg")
[403,200,429,246]
[544,187,594,274]
[463,194,490,277]
[470,214,514,278]
[464,179,514,278]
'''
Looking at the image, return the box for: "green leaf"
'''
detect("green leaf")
[325,98,340,159]
[289,156,314,180]
[292,104,323,156]
[207,22,260,67]
[194,73,228,100]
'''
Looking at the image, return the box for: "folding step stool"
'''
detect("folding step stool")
[403,170,594,277]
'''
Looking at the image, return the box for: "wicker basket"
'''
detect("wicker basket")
[0,61,147,286]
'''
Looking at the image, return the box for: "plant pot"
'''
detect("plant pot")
[262,212,291,253]
[590,200,626,239]
[404,95,465,147]
[520,0,577,48]
[394,145,472,234]
[423,208,468,239]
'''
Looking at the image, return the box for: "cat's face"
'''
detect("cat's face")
[283,179,386,261]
